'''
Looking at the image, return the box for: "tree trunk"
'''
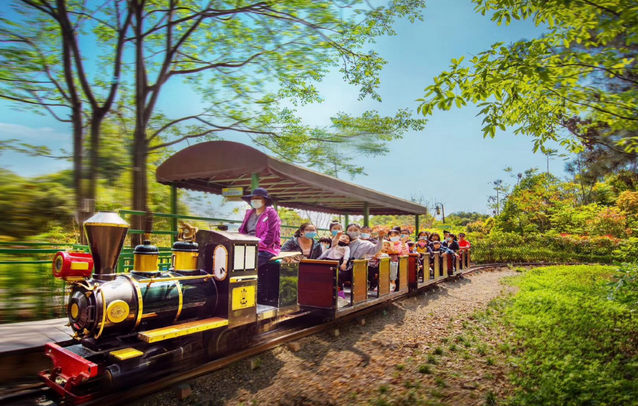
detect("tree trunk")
[87,116,102,214]
[131,0,148,247]
[71,107,87,244]
[131,126,148,246]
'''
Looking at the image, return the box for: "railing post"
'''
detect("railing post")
[363,202,369,227]
[171,184,178,244]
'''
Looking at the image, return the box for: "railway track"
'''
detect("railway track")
[0,262,560,406]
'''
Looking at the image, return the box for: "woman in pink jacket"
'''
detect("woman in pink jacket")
[238,188,281,267]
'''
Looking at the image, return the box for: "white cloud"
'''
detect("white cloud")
[0,122,70,142]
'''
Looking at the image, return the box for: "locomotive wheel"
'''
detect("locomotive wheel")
[216,328,240,355]
[178,338,205,368]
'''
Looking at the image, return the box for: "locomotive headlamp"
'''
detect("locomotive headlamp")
[52,251,94,281]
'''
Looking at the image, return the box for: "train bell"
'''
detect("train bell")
[133,240,159,272]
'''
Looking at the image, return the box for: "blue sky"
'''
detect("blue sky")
[0,0,567,218]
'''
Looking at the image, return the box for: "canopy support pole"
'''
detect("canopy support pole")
[251,173,259,190]
[363,202,369,227]
[415,214,420,239]
[344,214,350,228]
[171,184,178,244]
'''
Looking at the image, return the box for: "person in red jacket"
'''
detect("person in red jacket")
[458,232,471,249]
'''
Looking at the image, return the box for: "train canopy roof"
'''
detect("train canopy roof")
[156,141,427,215]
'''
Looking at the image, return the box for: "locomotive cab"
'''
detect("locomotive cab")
[196,229,260,328]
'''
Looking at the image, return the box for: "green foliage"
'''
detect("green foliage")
[0,169,74,239]
[417,0,638,155]
[444,211,489,227]
[608,263,638,308]
[502,265,638,406]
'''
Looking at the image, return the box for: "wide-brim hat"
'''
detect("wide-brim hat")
[241,188,273,206]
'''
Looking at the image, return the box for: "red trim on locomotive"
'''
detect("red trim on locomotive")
[40,343,99,404]
[53,251,94,280]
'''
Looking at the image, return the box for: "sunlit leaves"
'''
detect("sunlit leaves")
[418,0,638,154]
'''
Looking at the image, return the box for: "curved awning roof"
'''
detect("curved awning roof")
[156,141,427,215]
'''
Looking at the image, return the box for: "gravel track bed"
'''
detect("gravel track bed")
[135,268,518,406]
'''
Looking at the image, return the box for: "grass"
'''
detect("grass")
[417,364,432,374]
[426,354,438,364]
[433,346,444,355]
[476,343,487,356]
[495,265,638,406]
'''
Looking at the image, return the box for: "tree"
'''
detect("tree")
[488,178,509,215]
[2,1,427,245]
[417,0,638,155]
[0,0,132,235]
[123,0,426,241]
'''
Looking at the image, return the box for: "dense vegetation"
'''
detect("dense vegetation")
[492,265,638,405]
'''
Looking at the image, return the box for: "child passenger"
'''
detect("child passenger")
[388,229,408,291]
[318,237,332,253]
[318,233,351,271]
[458,233,471,248]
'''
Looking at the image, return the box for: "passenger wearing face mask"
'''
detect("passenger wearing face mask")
[318,237,332,253]
[333,224,386,293]
[415,231,429,254]
[400,229,413,245]
[443,233,461,272]
[281,222,323,259]
[360,226,376,243]
[342,223,386,260]
[239,188,281,267]
[443,233,460,252]
[328,222,343,248]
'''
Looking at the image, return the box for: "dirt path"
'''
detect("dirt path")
[136,268,519,406]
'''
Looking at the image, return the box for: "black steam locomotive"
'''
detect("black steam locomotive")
[42,212,302,404]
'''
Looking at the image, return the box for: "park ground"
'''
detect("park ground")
[135,265,638,406]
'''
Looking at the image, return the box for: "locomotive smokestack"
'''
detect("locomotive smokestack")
[84,212,129,279]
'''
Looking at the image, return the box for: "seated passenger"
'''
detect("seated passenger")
[415,232,429,254]
[345,223,386,259]
[388,229,406,291]
[281,222,323,259]
[318,237,332,253]
[329,221,343,238]
[332,223,386,293]
[318,234,351,271]
[360,226,375,243]
[443,233,460,252]
[429,232,442,247]
[415,232,429,280]
[429,240,456,275]
[443,233,460,271]
[458,233,471,248]
[401,228,413,244]
[366,241,391,290]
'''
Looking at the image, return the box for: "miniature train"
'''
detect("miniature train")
[41,212,471,404]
